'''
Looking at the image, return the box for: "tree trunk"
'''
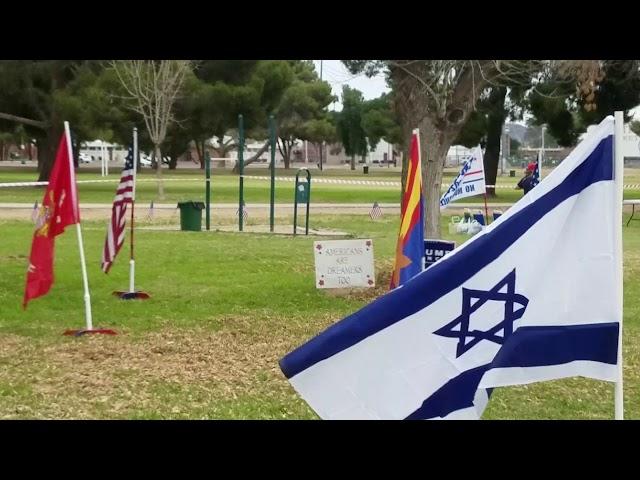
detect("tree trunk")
[283,143,291,170]
[154,144,164,199]
[277,138,292,170]
[37,124,63,182]
[213,136,236,158]
[351,155,355,170]
[232,141,269,173]
[167,141,179,170]
[194,139,204,169]
[72,138,80,169]
[418,117,450,238]
[483,87,508,198]
[389,62,492,238]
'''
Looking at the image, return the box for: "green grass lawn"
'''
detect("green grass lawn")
[0,212,638,419]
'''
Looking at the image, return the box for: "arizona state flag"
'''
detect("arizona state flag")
[23,133,80,308]
[390,129,425,289]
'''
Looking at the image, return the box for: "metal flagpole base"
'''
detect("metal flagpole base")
[63,328,117,337]
[113,290,151,300]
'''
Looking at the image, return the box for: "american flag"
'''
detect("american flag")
[532,152,541,187]
[101,147,134,273]
[369,201,383,220]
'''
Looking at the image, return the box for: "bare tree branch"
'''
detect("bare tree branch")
[0,112,47,129]
[109,60,192,198]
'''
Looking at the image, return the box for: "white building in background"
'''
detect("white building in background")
[582,122,640,166]
[321,139,399,166]
[78,136,522,169]
[447,145,475,167]
[79,140,128,164]
[366,140,394,164]
[622,123,640,165]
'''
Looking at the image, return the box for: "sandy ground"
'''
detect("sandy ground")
[0,202,516,222]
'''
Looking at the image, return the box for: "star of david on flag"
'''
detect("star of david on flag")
[434,269,528,358]
[279,115,624,420]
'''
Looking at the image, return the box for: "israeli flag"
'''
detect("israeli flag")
[279,116,623,419]
[440,146,486,209]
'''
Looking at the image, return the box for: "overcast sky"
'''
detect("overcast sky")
[313,60,640,120]
[312,60,389,111]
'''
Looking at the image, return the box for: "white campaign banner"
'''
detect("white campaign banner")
[440,146,486,209]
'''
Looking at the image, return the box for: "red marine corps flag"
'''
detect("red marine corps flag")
[23,129,79,308]
[24,122,116,336]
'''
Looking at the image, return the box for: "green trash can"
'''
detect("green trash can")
[177,201,205,231]
[363,165,369,174]
[509,170,516,177]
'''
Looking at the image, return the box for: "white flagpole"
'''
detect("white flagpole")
[130,128,138,293]
[614,111,624,420]
[102,141,107,177]
[64,122,93,331]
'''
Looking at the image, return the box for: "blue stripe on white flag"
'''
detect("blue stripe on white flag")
[280,134,613,379]
[405,322,618,419]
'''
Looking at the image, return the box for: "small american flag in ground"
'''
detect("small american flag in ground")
[31,201,39,223]
[369,202,383,220]
[101,147,134,273]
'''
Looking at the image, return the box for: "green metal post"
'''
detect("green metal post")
[305,170,311,235]
[269,115,276,232]
[205,151,211,231]
[293,176,298,237]
[238,114,244,232]
[293,169,311,236]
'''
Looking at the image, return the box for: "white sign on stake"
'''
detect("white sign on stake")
[314,239,375,289]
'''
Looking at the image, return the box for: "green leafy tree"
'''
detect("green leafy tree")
[0,60,111,180]
[528,61,640,146]
[275,61,335,169]
[188,60,294,172]
[361,93,403,151]
[336,86,368,170]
